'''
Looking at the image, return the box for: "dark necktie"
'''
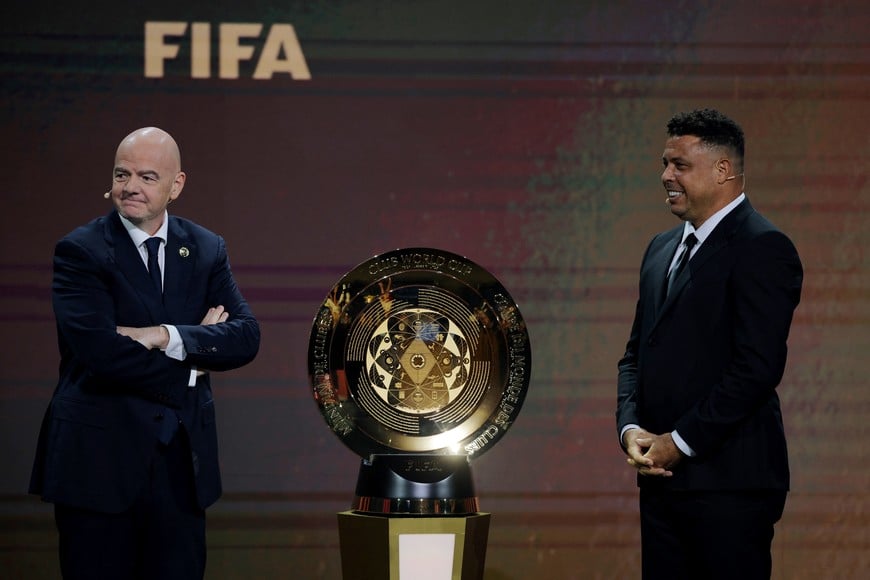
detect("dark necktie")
[145,236,176,443]
[144,237,163,294]
[666,233,697,297]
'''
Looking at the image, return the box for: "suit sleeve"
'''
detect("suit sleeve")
[174,236,260,371]
[674,230,803,456]
[616,298,641,439]
[616,237,659,444]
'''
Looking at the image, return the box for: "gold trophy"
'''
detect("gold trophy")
[308,248,531,579]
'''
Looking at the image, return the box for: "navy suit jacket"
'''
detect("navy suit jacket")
[30,211,260,512]
[616,199,802,491]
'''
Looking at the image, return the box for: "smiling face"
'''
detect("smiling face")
[109,127,185,235]
[661,134,740,228]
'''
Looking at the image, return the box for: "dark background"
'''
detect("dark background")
[1,1,867,578]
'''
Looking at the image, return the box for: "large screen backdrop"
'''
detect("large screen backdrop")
[2,1,867,578]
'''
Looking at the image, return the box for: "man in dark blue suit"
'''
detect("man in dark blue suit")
[616,109,803,579]
[30,127,260,579]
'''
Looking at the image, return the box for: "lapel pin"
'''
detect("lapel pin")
[179,247,190,258]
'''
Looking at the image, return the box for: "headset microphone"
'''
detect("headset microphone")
[104,191,111,199]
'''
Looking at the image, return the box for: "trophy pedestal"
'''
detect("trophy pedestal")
[338,455,490,579]
[337,511,491,580]
[352,455,479,515]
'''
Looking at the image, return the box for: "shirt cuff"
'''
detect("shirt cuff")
[161,325,187,360]
[620,424,640,447]
[671,430,696,457]
[161,325,197,388]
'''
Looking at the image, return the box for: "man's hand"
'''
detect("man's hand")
[116,325,170,350]
[194,306,229,377]
[623,428,680,477]
[200,305,228,325]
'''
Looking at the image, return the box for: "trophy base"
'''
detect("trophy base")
[352,454,479,515]
[337,510,491,580]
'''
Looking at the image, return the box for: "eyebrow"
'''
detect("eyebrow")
[113,166,161,179]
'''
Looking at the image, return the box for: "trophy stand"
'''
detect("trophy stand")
[337,455,490,580]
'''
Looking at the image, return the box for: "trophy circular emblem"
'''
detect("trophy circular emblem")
[308,248,531,460]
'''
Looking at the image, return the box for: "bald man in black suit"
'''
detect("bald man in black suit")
[30,127,260,579]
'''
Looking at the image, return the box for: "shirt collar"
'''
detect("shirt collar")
[118,211,169,248]
[681,193,745,245]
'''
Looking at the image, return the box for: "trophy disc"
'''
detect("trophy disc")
[308,248,531,460]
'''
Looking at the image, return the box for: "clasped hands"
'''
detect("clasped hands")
[116,305,229,350]
[623,428,683,477]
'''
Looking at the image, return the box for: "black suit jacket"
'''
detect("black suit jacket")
[30,211,260,512]
[617,198,802,491]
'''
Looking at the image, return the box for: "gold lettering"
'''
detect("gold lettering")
[144,22,187,78]
[253,24,311,80]
[190,22,210,79]
[219,23,263,79]
[144,21,311,80]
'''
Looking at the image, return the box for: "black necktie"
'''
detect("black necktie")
[666,233,697,297]
[144,237,163,294]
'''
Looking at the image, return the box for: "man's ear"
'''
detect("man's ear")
[170,171,186,201]
[716,158,733,184]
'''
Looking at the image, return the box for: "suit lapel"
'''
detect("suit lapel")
[652,229,682,318]
[663,257,693,308]
[689,199,753,274]
[163,217,197,321]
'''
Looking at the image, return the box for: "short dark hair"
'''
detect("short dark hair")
[667,109,744,168]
